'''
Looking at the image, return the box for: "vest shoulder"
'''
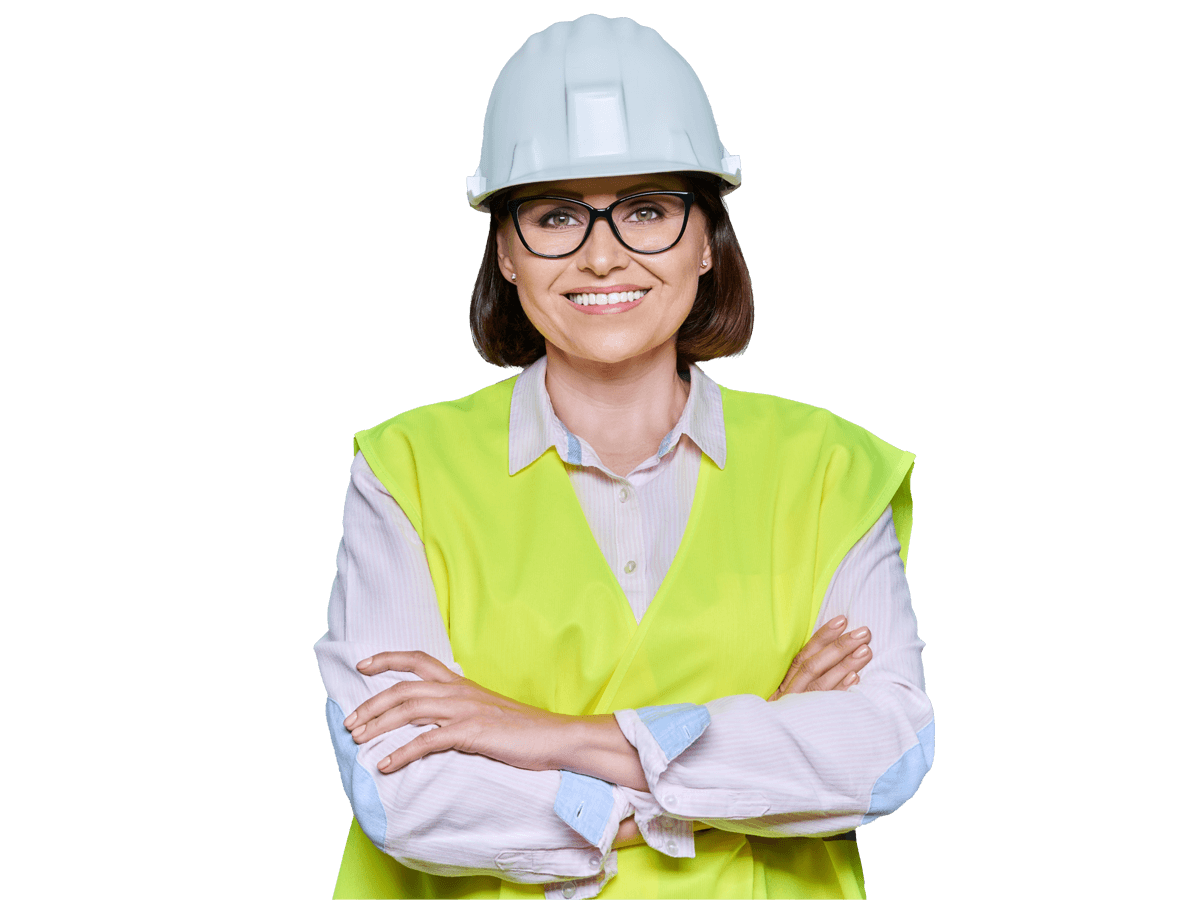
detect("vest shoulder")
[720,386,908,458]
[355,376,518,449]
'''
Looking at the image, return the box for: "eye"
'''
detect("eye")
[534,207,584,229]
[627,204,663,223]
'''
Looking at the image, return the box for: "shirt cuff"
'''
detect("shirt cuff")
[613,703,711,790]
[614,703,711,843]
[544,770,630,898]
[622,787,696,859]
[616,702,771,820]
[554,772,629,847]
[542,848,618,900]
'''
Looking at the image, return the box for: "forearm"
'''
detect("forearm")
[538,706,719,861]
[318,636,627,883]
[616,685,933,836]
[614,506,934,836]
[546,715,649,792]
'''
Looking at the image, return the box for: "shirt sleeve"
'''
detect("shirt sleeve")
[314,453,628,896]
[613,505,935,837]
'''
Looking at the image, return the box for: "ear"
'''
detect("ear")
[496,222,517,283]
[699,234,713,276]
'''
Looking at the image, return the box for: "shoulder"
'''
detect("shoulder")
[719,386,909,463]
[357,376,518,441]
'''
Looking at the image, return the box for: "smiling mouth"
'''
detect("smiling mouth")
[565,289,649,307]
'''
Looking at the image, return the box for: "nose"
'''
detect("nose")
[577,216,629,276]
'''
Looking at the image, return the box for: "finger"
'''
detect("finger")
[345,679,461,730]
[348,691,458,739]
[356,650,457,682]
[785,635,870,696]
[806,644,872,693]
[378,723,472,773]
[779,626,871,696]
[773,616,848,697]
[352,696,459,744]
[798,627,871,689]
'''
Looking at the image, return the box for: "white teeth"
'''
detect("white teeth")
[567,289,648,306]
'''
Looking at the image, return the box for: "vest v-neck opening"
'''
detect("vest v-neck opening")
[581,454,717,715]
[541,442,710,628]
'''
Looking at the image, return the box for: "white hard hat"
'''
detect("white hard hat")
[466,15,741,210]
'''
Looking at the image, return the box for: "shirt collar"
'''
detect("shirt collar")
[509,355,727,475]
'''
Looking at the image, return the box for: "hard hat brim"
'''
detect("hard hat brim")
[469,161,740,211]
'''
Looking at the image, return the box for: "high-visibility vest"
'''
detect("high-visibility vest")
[335,376,914,899]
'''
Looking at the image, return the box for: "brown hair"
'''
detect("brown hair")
[469,175,753,367]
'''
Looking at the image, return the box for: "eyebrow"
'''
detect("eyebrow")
[526,181,674,201]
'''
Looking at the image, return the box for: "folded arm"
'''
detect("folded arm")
[315,453,629,892]
[613,506,935,838]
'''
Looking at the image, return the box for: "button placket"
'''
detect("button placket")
[615,480,640,588]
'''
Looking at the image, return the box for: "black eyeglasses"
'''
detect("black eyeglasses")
[507,191,694,259]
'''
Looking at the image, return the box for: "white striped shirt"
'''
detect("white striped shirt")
[315,357,934,898]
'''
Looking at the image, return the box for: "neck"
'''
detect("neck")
[544,342,689,477]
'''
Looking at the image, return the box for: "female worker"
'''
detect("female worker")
[315,14,933,899]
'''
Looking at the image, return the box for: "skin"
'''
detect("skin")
[497,174,709,477]
[346,619,872,846]
[345,174,875,845]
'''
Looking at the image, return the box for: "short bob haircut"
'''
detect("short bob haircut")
[470,174,753,368]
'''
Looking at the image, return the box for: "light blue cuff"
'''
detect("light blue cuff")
[554,772,615,846]
[636,703,712,761]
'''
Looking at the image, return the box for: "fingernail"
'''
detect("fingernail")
[357,657,373,669]
[343,712,358,728]
[853,645,870,658]
[851,627,869,639]
[846,673,859,685]
[830,616,847,629]
[352,724,366,739]
[378,756,391,770]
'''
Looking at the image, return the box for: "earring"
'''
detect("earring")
[510,273,517,281]
[700,260,709,268]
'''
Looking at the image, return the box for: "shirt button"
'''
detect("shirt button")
[666,839,678,854]
[624,560,637,574]
[562,882,576,899]
[618,486,630,502]
[591,853,603,869]
[664,793,676,806]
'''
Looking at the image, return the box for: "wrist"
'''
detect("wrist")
[549,715,649,791]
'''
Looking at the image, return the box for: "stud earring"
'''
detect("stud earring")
[510,273,517,281]
[700,260,708,268]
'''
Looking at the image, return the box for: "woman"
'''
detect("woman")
[315,15,932,899]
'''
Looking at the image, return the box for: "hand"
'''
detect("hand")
[342,651,575,775]
[768,616,872,701]
[613,817,644,849]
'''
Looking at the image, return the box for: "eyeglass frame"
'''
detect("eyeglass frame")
[505,190,695,259]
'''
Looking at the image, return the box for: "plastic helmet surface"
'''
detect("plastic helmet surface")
[466,15,741,210]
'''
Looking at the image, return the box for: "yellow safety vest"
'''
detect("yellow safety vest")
[335,375,914,899]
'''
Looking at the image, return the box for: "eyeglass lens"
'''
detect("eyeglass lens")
[515,194,688,256]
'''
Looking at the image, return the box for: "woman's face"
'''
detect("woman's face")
[496,174,712,369]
